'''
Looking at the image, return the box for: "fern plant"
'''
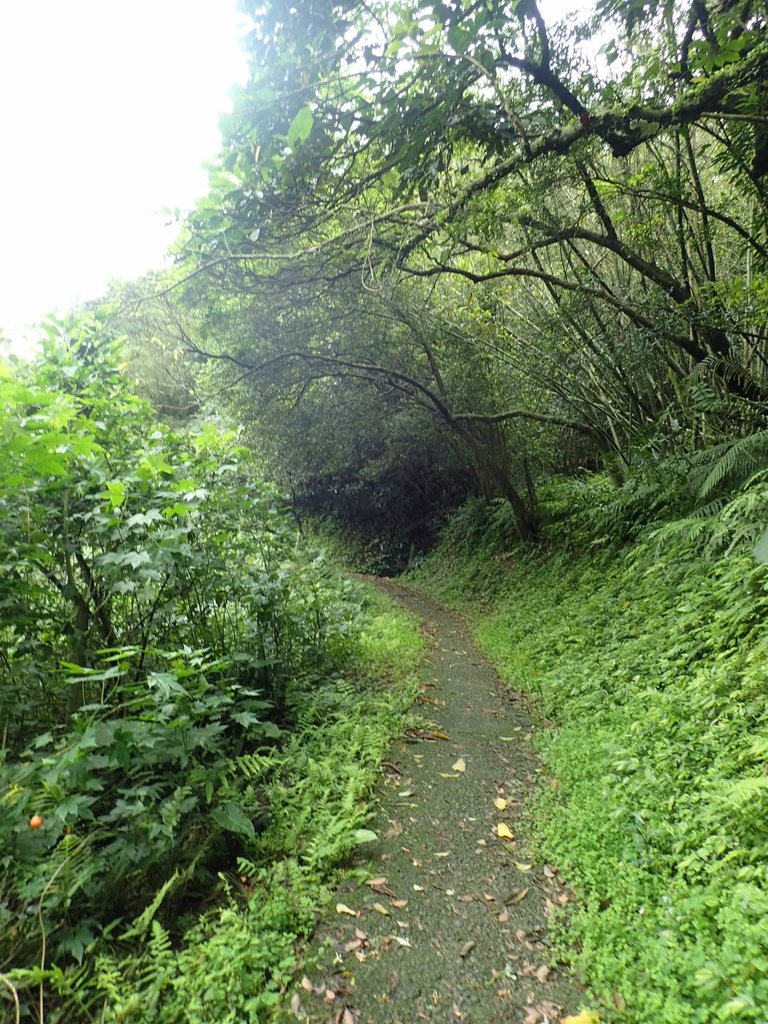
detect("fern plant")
[694,432,768,500]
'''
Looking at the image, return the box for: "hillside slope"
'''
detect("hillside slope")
[410,485,768,1023]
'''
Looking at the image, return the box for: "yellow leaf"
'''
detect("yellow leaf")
[372,902,390,916]
[496,822,515,841]
[439,772,460,778]
[494,797,508,811]
[514,862,533,872]
[561,1012,600,1024]
[452,757,466,772]
[336,903,357,916]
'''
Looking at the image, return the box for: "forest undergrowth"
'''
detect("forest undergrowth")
[0,324,425,1024]
[411,478,768,1024]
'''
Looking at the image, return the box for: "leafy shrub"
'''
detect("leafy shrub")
[1,318,403,1022]
[86,593,424,1024]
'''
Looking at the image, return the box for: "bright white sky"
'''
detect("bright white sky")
[0,0,248,346]
[0,0,582,350]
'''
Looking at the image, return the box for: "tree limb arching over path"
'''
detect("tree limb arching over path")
[162,0,768,544]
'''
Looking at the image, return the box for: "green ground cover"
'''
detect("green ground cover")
[412,484,768,1023]
[87,585,425,1024]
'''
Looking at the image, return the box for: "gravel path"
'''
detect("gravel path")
[286,580,578,1024]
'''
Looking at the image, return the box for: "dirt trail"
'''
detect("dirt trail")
[287,580,577,1024]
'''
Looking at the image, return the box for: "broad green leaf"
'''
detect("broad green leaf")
[287,106,314,147]
[352,828,378,844]
[752,527,768,563]
[105,480,126,509]
[211,800,256,840]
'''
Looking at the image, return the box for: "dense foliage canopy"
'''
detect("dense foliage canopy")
[115,0,763,547]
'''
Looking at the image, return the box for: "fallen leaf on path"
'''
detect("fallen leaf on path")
[391,935,412,947]
[372,902,391,916]
[458,940,476,958]
[324,989,337,1003]
[494,797,509,811]
[405,728,450,741]
[336,903,358,917]
[451,757,466,772]
[535,965,551,983]
[439,772,460,778]
[560,1013,600,1024]
[290,992,303,1017]
[413,884,425,892]
[496,822,515,841]
[366,877,395,897]
[433,851,450,858]
[543,865,557,878]
[300,976,313,992]
[353,828,378,844]
[523,1002,564,1024]
[515,862,533,872]
[398,789,415,798]
[391,898,408,908]
[504,887,530,905]
[498,911,509,922]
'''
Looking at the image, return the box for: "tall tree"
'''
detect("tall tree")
[173,0,768,534]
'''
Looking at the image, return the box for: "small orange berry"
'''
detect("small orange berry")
[29,814,44,830]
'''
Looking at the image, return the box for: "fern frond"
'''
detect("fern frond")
[120,869,181,942]
[693,355,768,405]
[231,751,276,783]
[650,516,715,554]
[699,431,768,500]
[139,920,173,982]
[692,497,728,519]
[716,776,768,807]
